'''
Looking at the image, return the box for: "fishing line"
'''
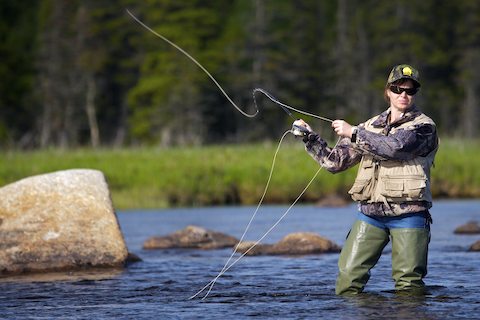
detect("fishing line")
[126,9,340,300]
[190,135,341,300]
[189,129,291,300]
[126,9,334,123]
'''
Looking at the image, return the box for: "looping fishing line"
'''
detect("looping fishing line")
[126,9,340,300]
[126,9,333,124]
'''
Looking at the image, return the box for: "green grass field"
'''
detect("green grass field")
[0,139,478,209]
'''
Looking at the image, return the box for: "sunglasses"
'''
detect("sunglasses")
[389,85,418,96]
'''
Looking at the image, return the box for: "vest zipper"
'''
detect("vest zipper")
[373,159,390,212]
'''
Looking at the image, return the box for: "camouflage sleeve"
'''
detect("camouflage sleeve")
[303,133,362,173]
[355,123,438,160]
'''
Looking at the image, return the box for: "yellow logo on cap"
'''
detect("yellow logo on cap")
[402,67,413,76]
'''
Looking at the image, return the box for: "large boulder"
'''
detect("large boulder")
[0,169,128,275]
[454,221,480,234]
[236,232,341,256]
[143,225,239,250]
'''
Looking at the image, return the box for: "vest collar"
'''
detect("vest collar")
[371,105,422,128]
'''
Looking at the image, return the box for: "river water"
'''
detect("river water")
[1,200,479,319]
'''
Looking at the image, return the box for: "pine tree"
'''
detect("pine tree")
[0,0,39,148]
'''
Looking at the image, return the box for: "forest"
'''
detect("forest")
[1,0,479,149]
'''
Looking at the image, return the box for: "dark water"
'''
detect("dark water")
[1,200,479,319]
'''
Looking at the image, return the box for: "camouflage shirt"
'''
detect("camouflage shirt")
[303,105,438,217]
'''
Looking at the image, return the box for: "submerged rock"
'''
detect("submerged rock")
[454,221,480,234]
[234,241,273,256]
[143,225,239,250]
[236,232,341,256]
[0,169,128,276]
[316,194,351,207]
[469,240,480,252]
[125,252,142,265]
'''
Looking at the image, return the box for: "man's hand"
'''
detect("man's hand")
[332,120,354,138]
[292,119,313,136]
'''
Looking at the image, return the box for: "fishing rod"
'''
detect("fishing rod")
[252,88,331,136]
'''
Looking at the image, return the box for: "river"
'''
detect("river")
[1,200,479,319]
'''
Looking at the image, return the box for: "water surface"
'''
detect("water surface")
[1,200,479,319]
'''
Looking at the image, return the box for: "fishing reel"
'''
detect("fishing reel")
[291,123,311,137]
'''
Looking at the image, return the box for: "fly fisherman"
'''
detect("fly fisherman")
[293,64,438,295]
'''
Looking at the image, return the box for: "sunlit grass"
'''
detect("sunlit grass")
[432,139,480,198]
[0,139,478,209]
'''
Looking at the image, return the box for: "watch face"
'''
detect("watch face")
[351,127,357,143]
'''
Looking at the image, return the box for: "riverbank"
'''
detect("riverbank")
[1,139,478,209]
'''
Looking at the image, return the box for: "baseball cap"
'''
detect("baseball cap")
[387,64,421,88]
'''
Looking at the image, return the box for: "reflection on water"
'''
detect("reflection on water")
[0,200,479,319]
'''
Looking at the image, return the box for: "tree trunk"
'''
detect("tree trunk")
[461,49,480,138]
[253,0,266,85]
[354,15,373,118]
[85,74,100,147]
[334,0,351,118]
[113,101,127,147]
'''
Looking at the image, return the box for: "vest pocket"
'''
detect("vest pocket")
[380,175,426,200]
[348,178,373,201]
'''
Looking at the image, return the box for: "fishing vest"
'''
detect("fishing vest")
[348,113,437,207]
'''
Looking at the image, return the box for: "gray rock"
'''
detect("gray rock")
[454,221,480,234]
[236,232,341,256]
[469,240,480,251]
[0,169,128,275]
[143,225,239,250]
[234,241,274,256]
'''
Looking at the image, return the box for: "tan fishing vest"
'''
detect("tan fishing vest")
[348,113,437,206]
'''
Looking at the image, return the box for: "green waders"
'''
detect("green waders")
[335,221,430,295]
[336,220,389,295]
[390,228,430,291]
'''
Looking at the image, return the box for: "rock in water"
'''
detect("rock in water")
[236,232,341,256]
[234,241,273,256]
[454,221,480,234]
[469,240,480,252]
[316,194,350,207]
[0,169,128,275]
[143,225,239,250]
[270,232,341,255]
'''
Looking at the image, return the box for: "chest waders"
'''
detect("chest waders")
[336,220,430,295]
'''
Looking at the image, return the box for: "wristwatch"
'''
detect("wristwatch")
[351,126,358,143]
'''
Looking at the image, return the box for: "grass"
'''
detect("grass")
[0,139,478,209]
[432,139,480,198]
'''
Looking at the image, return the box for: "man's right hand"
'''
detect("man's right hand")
[292,119,313,136]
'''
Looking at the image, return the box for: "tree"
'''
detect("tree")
[455,0,480,138]
[127,1,235,146]
[0,0,39,148]
[37,0,92,148]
